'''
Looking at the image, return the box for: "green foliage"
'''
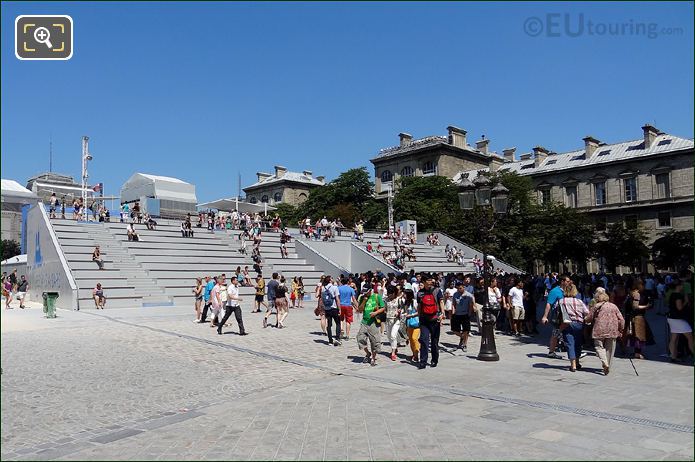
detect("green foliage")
[651,229,694,271]
[289,167,386,229]
[598,222,650,273]
[1,240,21,261]
[273,203,301,227]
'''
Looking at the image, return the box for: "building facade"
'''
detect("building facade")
[373,123,694,273]
[370,126,496,197]
[243,166,325,206]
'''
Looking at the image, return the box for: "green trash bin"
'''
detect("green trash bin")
[42,292,59,318]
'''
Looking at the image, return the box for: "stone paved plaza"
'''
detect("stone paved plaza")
[1,301,693,461]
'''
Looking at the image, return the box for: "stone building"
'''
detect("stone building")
[455,125,693,273]
[370,126,497,197]
[243,166,325,206]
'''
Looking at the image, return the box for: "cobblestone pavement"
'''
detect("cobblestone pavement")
[1,301,693,460]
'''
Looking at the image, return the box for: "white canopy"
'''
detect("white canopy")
[1,179,38,204]
[121,173,197,204]
[197,197,276,214]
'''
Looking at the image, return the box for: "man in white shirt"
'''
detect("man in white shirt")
[508,279,525,336]
[218,276,247,335]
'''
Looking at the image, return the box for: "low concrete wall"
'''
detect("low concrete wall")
[25,203,79,310]
[350,244,401,275]
[294,239,349,278]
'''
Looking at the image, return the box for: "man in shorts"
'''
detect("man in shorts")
[16,275,28,309]
[254,274,267,313]
[452,282,474,351]
[356,286,385,366]
[338,277,357,340]
[508,279,525,336]
[264,273,279,328]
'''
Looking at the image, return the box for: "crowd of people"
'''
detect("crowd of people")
[1,270,29,309]
[185,265,694,372]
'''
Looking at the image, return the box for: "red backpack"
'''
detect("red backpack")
[421,292,438,316]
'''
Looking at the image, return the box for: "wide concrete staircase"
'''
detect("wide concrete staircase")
[310,230,476,274]
[50,219,324,308]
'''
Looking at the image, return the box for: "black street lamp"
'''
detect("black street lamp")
[458,174,509,361]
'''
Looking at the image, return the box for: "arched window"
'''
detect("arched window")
[423,161,437,175]
[381,170,393,183]
[261,195,269,203]
[249,196,258,204]
[273,192,282,203]
[401,166,414,177]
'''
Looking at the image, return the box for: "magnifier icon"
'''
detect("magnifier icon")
[34,27,53,49]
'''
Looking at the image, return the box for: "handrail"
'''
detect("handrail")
[38,203,81,310]
[350,242,403,274]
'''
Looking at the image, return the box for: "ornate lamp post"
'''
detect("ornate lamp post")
[458,175,509,361]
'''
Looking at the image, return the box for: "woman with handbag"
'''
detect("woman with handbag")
[667,280,694,362]
[297,277,305,309]
[585,287,624,375]
[314,276,327,335]
[384,285,403,361]
[627,280,653,359]
[403,289,420,362]
[559,283,590,372]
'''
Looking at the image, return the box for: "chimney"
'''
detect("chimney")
[583,136,600,158]
[316,175,325,183]
[533,146,549,167]
[274,165,287,178]
[256,171,271,182]
[489,156,504,172]
[502,147,516,162]
[476,138,490,155]
[642,124,659,149]
[302,170,313,178]
[399,132,413,147]
[447,126,467,149]
[520,153,532,161]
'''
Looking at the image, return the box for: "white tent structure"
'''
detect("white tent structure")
[1,179,38,243]
[197,197,276,214]
[2,179,38,204]
[120,173,197,218]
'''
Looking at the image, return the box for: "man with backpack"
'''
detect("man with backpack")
[417,274,445,369]
[321,276,342,345]
[356,284,386,366]
[264,273,280,328]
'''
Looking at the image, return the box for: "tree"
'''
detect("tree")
[651,229,694,272]
[598,223,650,273]
[1,240,21,261]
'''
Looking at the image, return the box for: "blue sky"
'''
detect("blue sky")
[2,1,693,202]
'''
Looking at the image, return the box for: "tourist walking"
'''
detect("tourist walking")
[291,276,299,308]
[385,285,403,361]
[403,288,420,362]
[452,282,474,351]
[626,280,654,359]
[199,276,214,323]
[210,276,223,328]
[667,280,694,362]
[16,275,28,309]
[542,275,571,359]
[417,274,445,369]
[218,276,247,335]
[297,277,305,308]
[193,277,203,322]
[585,287,624,374]
[321,276,342,345]
[264,273,280,328]
[356,286,385,366]
[559,283,590,372]
[253,274,267,313]
[275,276,289,328]
[508,279,525,336]
[314,276,327,334]
[338,277,356,340]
